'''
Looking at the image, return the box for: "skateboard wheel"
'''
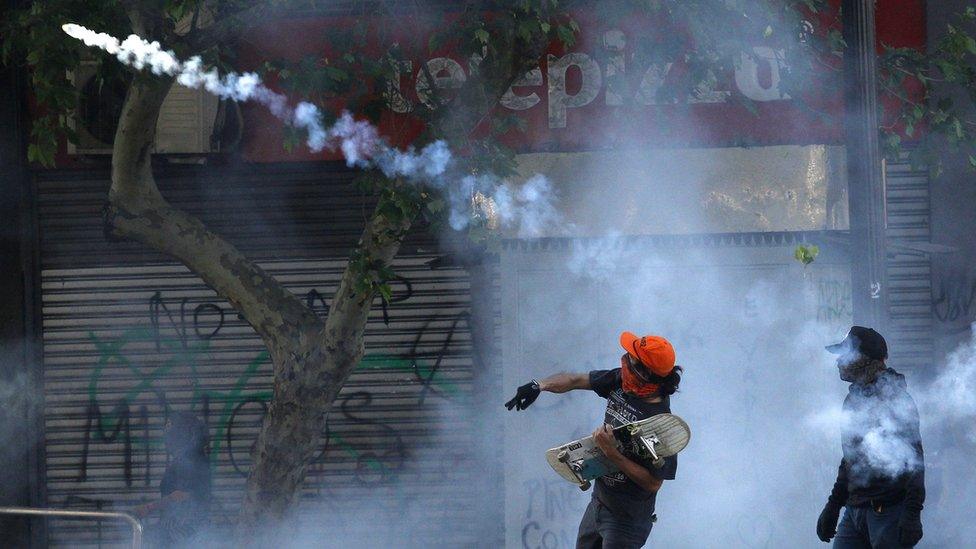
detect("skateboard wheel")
[557,450,569,462]
[652,458,665,469]
[579,480,591,491]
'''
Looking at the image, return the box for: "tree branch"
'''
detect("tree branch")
[105,197,320,346]
[108,76,319,353]
[240,195,414,530]
[318,196,414,387]
[121,0,179,45]
[110,77,173,204]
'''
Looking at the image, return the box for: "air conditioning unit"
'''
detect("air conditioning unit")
[67,60,220,155]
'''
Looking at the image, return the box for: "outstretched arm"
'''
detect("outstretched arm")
[505,372,590,410]
[132,490,191,518]
[539,372,591,393]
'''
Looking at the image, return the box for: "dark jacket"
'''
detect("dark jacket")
[157,451,211,546]
[827,368,925,512]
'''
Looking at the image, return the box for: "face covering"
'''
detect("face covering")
[838,356,887,385]
[621,355,660,398]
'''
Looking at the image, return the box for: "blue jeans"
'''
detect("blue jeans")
[576,497,655,549]
[833,502,914,549]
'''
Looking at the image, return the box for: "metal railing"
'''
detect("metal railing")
[0,506,143,549]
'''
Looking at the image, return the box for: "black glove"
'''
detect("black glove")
[816,501,842,543]
[505,380,541,411]
[898,509,922,547]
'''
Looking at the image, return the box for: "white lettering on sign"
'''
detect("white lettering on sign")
[689,72,731,104]
[379,32,792,127]
[547,52,602,128]
[634,62,673,106]
[416,57,466,108]
[500,67,544,111]
[384,60,414,114]
[735,46,791,101]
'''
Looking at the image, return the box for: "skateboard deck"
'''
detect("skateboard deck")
[545,413,691,490]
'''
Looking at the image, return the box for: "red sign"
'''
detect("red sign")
[238,1,924,162]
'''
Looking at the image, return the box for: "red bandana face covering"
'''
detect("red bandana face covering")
[621,356,660,398]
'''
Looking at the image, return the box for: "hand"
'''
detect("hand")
[131,503,152,519]
[505,380,541,411]
[592,424,619,457]
[898,509,923,546]
[816,502,841,543]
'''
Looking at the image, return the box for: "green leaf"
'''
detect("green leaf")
[556,25,576,47]
[968,154,976,168]
[793,245,819,266]
[474,28,490,45]
[426,198,445,213]
[936,59,960,81]
[516,20,535,42]
[324,66,349,82]
[378,283,393,303]
[885,133,902,150]
[428,33,444,53]
[827,29,846,52]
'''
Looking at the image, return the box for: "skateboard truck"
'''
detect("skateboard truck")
[638,434,661,461]
[627,424,661,462]
[557,449,592,491]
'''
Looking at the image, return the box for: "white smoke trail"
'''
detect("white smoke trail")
[61,23,563,236]
[60,23,447,177]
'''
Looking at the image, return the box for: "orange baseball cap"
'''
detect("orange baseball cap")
[620,332,676,376]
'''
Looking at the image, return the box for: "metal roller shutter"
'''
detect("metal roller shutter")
[35,165,482,547]
[884,159,934,372]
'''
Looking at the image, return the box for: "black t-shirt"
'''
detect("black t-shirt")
[589,369,678,521]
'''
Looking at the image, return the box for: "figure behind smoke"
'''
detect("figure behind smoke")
[816,326,925,548]
[134,411,212,548]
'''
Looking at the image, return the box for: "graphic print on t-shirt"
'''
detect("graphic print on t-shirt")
[601,388,648,486]
[588,369,678,491]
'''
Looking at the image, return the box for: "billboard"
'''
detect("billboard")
[238,1,924,162]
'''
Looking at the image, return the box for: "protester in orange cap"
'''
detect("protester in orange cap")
[505,331,683,549]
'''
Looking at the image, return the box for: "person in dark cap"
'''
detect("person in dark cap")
[816,326,925,548]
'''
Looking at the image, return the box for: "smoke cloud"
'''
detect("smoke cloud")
[56,8,976,549]
[924,323,976,438]
[806,376,923,483]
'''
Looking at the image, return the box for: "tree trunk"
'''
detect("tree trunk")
[239,198,413,535]
[109,73,418,537]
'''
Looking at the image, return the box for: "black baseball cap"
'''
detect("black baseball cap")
[825,326,888,361]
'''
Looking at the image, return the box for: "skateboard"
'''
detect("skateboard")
[545,413,691,490]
